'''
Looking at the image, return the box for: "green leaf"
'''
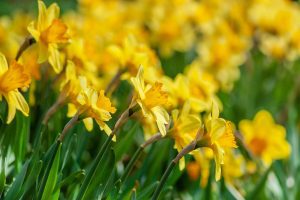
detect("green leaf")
[5,160,29,200]
[246,165,272,200]
[84,148,115,199]
[0,159,6,196]
[98,170,116,199]
[21,160,43,198]
[14,112,30,172]
[41,143,61,200]
[273,162,289,200]
[115,121,139,161]
[136,181,159,200]
[54,170,85,192]
[76,134,113,200]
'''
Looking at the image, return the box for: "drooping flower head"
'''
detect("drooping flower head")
[28,0,69,73]
[131,66,169,136]
[204,101,237,181]
[0,53,31,123]
[68,77,117,140]
[169,102,202,169]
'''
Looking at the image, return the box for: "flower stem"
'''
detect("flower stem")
[120,146,143,183]
[151,140,197,200]
[120,133,162,184]
[151,161,176,200]
[76,106,137,200]
[57,113,79,142]
[42,95,65,125]
[76,133,114,200]
[105,68,125,96]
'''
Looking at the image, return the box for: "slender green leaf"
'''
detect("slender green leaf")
[5,160,29,200]
[246,165,273,200]
[84,148,115,199]
[137,181,159,200]
[41,143,61,200]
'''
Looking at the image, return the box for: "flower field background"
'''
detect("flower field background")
[0,0,300,199]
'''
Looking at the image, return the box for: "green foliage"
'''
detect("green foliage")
[0,3,300,199]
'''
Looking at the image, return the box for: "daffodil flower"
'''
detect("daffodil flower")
[68,77,117,139]
[239,110,291,165]
[131,66,169,136]
[170,102,202,170]
[0,53,31,123]
[205,102,237,181]
[28,0,69,73]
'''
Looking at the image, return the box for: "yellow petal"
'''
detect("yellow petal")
[77,93,86,105]
[211,100,219,119]
[4,92,16,124]
[212,145,223,181]
[83,117,93,132]
[78,76,88,90]
[0,52,8,76]
[27,22,40,42]
[37,0,47,30]
[37,43,48,63]
[210,118,226,142]
[179,157,185,171]
[14,91,29,116]
[48,44,62,73]
[152,106,169,136]
[131,66,145,99]
[67,103,77,117]
[171,109,179,122]
[46,3,60,27]
[66,60,76,80]
[107,45,124,63]
[95,119,115,141]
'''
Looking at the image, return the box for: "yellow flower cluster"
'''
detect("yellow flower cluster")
[0,0,294,190]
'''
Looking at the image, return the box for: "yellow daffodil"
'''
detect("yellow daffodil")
[222,149,245,184]
[204,102,237,181]
[163,65,219,112]
[239,110,291,165]
[131,66,169,136]
[169,102,202,169]
[19,45,40,80]
[0,53,31,123]
[68,77,117,139]
[107,35,162,84]
[28,0,69,73]
[60,60,82,103]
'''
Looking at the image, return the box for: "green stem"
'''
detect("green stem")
[120,146,143,183]
[151,140,197,200]
[76,106,137,200]
[76,134,113,200]
[33,124,47,150]
[151,161,176,200]
[120,133,162,184]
